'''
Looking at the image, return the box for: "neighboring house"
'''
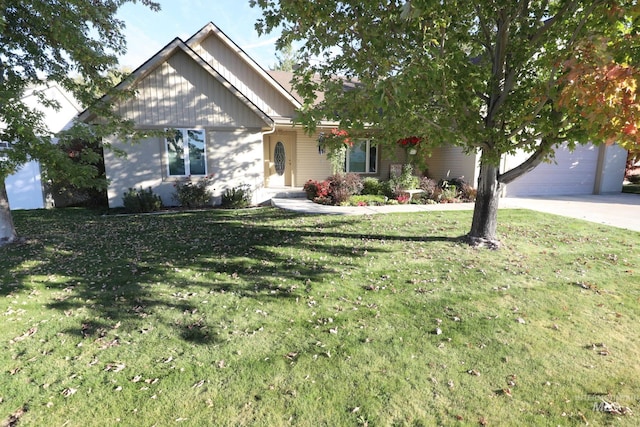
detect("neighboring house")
[5,83,82,210]
[80,22,626,208]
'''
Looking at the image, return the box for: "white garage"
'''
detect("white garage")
[501,142,627,197]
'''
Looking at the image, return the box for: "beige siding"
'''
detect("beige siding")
[105,129,265,208]
[192,35,297,119]
[290,129,413,186]
[425,146,479,184]
[293,129,333,185]
[116,50,266,129]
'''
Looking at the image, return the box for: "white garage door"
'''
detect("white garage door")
[503,143,599,197]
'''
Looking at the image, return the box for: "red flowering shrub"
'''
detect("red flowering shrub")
[303,179,330,200]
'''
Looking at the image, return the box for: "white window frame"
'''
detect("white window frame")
[165,128,207,177]
[346,139,377,174]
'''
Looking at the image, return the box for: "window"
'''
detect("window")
[346,139,377,173]
[166,128,207,176]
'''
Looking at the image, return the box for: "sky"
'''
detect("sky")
[115,0,282,71]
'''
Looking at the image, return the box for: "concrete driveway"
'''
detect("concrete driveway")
[272,193,640,233]
[500,194,640,232]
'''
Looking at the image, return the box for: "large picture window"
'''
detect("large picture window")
[166,128,207,176]
[346,139,377,173]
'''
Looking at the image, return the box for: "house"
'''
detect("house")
[81,22,626,208]
[426,142,627,197]
[5,83,82,210]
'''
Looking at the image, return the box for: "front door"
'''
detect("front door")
[268,133,294,187]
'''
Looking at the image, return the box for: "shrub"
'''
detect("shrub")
[361,177,383,195]
[438,182,459,203]
[327,173,363,205]
[172,175,214,208]
[386,164,419,197]
[347,195,386,206]
[221,184,252,209]
[303,179,330,200]
[419,177,439,199]
[122,187,163,213]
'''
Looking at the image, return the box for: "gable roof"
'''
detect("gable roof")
[186,22,302,111]
[78,37,274,127]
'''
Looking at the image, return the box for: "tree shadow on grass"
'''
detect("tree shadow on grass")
[1,208,466,345]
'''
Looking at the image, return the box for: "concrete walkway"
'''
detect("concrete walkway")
[272,193,640,233]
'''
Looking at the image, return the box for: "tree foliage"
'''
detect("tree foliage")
[251,0,640,245]
[0,0,159,243]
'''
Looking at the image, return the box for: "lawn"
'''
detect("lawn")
[1,207,639,426]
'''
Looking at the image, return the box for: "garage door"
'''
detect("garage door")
[503,143,599,197]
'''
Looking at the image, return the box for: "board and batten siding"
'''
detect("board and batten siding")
[116,50,266,129]
[192,35,297,120]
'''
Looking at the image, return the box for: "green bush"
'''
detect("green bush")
[387,164,419,197]
[361,177,383,195]
[172,176,214,208]
[122,187,163,213]
[346,194,386,206]
[221,184,253,209]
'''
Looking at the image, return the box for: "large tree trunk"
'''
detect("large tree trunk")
[0,178,18,246]
[467,161,502,249]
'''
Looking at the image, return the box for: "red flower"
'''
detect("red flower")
[397,136,423,146]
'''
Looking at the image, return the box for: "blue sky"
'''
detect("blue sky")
[116,0,281,70]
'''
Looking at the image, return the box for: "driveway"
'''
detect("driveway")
[500,194,640,232]
[272,193,640,233]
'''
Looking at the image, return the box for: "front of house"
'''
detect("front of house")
[82,22,626,209]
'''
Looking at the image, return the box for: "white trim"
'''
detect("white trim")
[165,128,208,177]
[346,139,377,174]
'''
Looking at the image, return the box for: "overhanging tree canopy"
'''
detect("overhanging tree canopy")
[251,0,640,247]
[0,0,159,245]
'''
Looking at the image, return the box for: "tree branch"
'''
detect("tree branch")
[499,138,554,184]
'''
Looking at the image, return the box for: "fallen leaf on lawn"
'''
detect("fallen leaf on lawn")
[131,375,142,383]
[61,388,77,397]
[516,317,526,324]
[104,363,126,373]
[467,369,481,376]
[192,380,205,388]
[217,360,226,369]
[351,407,360,413]
[10,327,37,344]
[329,327,338,334]
[435,328,442,335]
[284,352,298,360]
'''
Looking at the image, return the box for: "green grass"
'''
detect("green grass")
[1,207,639,426]
[622,183,640,194]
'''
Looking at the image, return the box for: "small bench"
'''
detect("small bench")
[399,189,424,200]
